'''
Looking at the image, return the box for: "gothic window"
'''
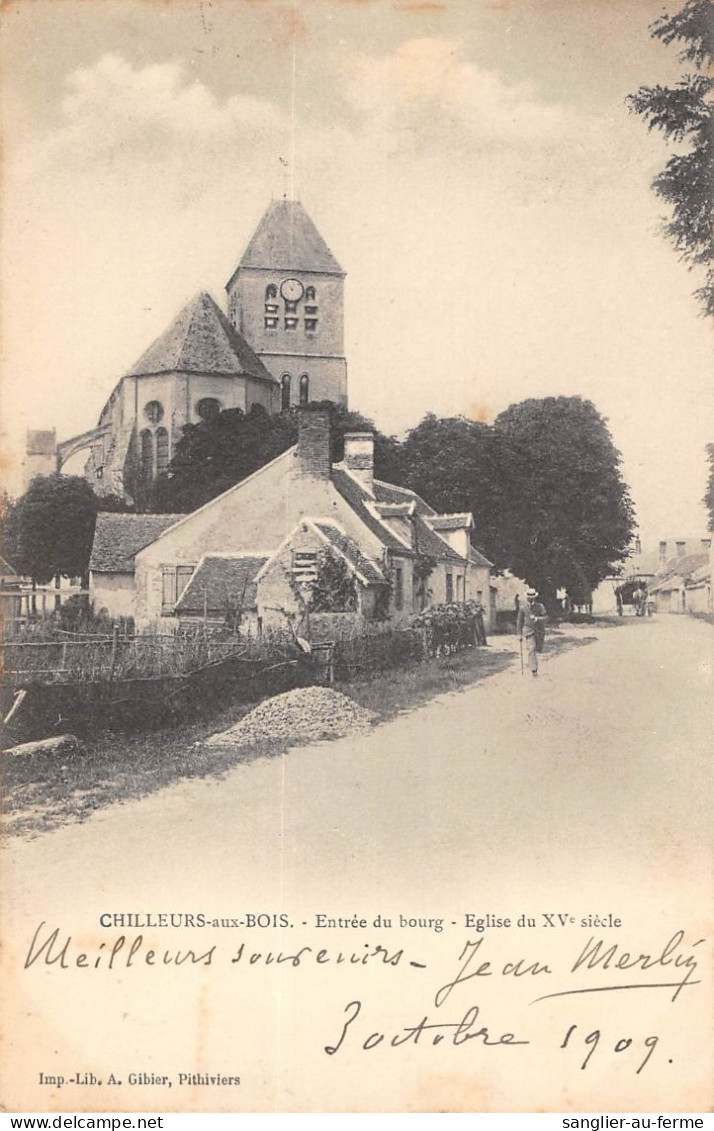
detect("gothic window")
[265,284,278,300]
[281,374,291,410]
[144,400,164,424]
[299,374,310,406]
[156,427,170,474]
[196,397,221,423]
[305,286,316,302]
[140,429,154,482]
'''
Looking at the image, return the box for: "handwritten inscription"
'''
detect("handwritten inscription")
[22,922,706,1076]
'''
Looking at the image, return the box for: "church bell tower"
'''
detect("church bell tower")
[225,200,347,410]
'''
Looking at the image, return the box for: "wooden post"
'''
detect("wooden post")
[109,624,119,680]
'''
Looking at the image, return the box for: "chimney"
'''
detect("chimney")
[659,540,667,562]
[343,432,374,492]
[676,540,686,557]
[296,408,331,481]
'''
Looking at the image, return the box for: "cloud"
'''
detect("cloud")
[20,54,287,202]
[341,37,581,149]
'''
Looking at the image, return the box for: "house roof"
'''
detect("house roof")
[649,550,709,593]
[312,522,387,586]
[229,200,343,282]
[686,562,711,588]
[427,513,474,531]
[331,467,466,564]
[174,554,268,615]
[89,513,182,573]
[125,292,277,384]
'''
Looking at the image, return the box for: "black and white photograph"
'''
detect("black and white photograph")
[1,0,712,1115]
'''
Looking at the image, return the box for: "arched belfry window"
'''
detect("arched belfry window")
[305,286,316,302]
[299,374,310,406]
[156,428,169,474]
[281,374,291,411]
[140,429,154,482]
[265,284,277,300]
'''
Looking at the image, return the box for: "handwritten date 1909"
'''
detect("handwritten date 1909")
[561,1024,659,1074]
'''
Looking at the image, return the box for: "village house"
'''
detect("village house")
[648,538,712,615]
[89,410,492,634]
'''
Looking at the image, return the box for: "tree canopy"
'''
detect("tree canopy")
[153,401,403,513]
[627,0,714,316]
[491,397,636,609]
[2,475,100,584]
[1,478,132,584]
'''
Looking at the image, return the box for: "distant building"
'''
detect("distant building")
[592,536,712,614]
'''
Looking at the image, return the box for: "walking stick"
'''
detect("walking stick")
[519,635,524,676]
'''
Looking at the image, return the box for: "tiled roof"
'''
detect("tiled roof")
[687,562,711,587]
[90,514,181,573]
[331,469,411,552]
[428,513,474,531]
[468,546,494,568]
[312,522,387,586]
[374,502,415,519]
[175,555,268,615]
[373,478,436,517]
[231,200,343,279]
[125,292,277,384]
[331,468,465,563]
[649,550,709,592]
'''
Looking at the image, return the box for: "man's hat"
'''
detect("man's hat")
[526,588,538,598]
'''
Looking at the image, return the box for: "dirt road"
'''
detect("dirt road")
[2,615,712,1112]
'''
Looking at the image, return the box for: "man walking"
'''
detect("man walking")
[517,589,547,677]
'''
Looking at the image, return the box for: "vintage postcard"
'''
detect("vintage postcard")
[1,0,712,1115]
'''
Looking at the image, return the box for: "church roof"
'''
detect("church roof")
[230,200,343,282]
[125,292,277,384]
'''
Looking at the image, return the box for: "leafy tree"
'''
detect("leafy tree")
[309,548,358,613]
[492,397,636,612]
[627,0,714,315]
[153,401,404,513]
[1,475,102,584]
[396,414,506,561]
[704,442,714,530]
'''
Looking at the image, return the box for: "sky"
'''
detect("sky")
[0,0,712,544]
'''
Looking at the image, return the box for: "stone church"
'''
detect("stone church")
[39,199,348,501]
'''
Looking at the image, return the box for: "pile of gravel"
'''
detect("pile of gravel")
[205,685,376,748]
